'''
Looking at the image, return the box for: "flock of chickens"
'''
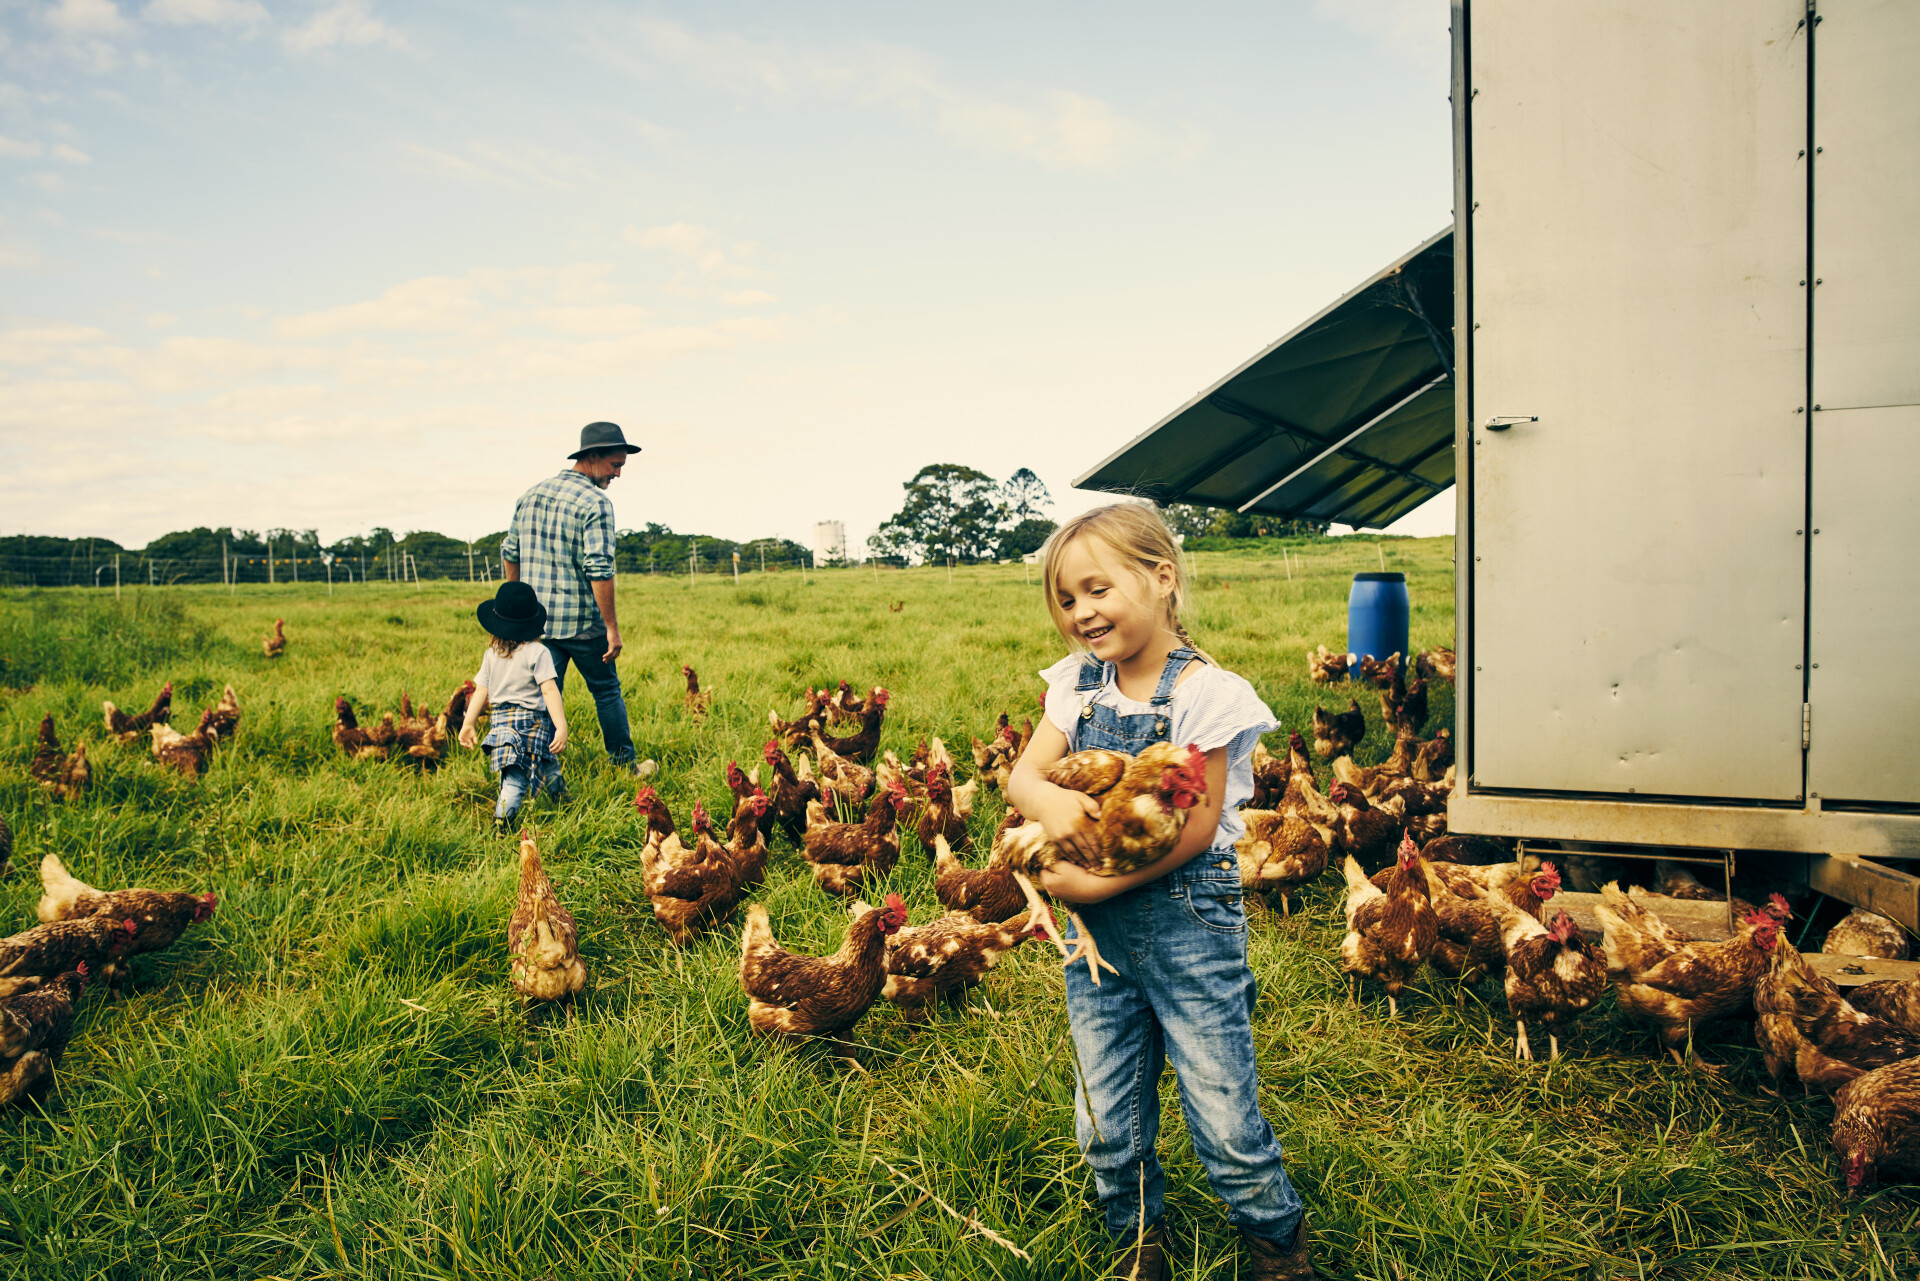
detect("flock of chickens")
[16,613,1920,1189]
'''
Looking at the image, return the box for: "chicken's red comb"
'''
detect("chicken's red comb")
[1399,833,1418,856]
[1769,892,1793,920]
[883,892,906,910]
[763,740,780,760]
[633,786,657,809]
[75,960,89,977]
[1183,743,1205,770]
[122,919,137,934]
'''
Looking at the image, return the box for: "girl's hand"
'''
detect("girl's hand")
[1038,861,1120,905]
[1030,786,1101,865]
[458,725,478,750]
[550,725,569,755]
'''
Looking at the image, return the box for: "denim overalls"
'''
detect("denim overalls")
[1062,647,1304,1247]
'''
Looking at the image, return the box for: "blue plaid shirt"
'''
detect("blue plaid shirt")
[499,470,616,641]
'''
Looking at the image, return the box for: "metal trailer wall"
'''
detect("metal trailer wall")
[1448,2,1920,882]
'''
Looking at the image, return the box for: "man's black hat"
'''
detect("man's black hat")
[569,421,642,459]
[477,580,548,642]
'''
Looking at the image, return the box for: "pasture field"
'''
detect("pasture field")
[0,537,1909,1280]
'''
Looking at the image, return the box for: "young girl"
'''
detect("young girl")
[1006,504,1314,1281]
[458,581,570,831]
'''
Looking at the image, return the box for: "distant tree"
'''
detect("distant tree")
[1002,468,1053,523]
[872,463,1002,564]
[1154,501,1329,540]
[998,517,1057,560]
[1155,502,1215,540]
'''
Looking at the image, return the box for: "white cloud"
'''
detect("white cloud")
[722,289,775,306]
[29,172,68,192]
[623,222,754,278]
[615,18,1165,173]
[145,312,179,327]
[283,0,403,54]
[144,0,270,27]
[275,274,486,339]
[0,136,43,159]
[42,0,127,35]
[50,142,91,164]
[396,140,592,192]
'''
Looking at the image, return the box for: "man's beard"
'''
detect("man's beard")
[595,474,616,489]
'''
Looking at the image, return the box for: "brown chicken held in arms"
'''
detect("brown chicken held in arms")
[813,687,889,763]
[103,682,172,745]
[1597,882,1782,1069]
[1753,931,1920,1095]
[1312,699,1366,759]
[1493,904,1605,1060]
[150,711,217,777]
[332,699,390,760]
[1306,644,1349,684]
[932,833,1026,923]
[1833,1057,1920,1192]
[37,854,217,955]
[883,909,1040,1020]
[803,782,906,898]
[739,894,911,1060]
[0,915,135,999]
[682,665,713,717]
[508,833,586,1003]
[0,963,88,1106]
[263,618,286,658]
[993,743,1208,880]
[1339,836,1437,1017]
[30,717,89,801]
[760,740,822,838]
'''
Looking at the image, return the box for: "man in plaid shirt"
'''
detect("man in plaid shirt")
[500,421,641,770]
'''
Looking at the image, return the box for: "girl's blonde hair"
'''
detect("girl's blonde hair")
[1040,502,1211,662]
[488,634,526,659]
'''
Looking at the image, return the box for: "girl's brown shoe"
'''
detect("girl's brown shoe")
[1110,1225,1169,1281]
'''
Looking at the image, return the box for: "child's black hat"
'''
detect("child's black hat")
[477,581,547,642]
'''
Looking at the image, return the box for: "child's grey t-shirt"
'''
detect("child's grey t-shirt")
[474,642,557,711]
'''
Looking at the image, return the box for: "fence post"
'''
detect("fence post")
[114,554,120,601]
[466,543,474,582]
[732,551,740,586]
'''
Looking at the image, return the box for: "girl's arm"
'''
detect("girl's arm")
[1005,717,1101,864]
[458,683,491,750]
[1037,746,1231,905]
[540,678,569,754]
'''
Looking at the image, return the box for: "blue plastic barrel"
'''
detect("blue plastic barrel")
[1348,572,1409,666]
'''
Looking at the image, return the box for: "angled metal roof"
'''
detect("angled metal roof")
[1076,226,1455,530]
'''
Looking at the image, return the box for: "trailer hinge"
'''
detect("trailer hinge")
[1803,702,1812,751]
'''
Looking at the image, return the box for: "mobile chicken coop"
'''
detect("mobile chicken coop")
[1079,0,1920,942]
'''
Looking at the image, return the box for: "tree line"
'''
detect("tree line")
[866,465,1057,565]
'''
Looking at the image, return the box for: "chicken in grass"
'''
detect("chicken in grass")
[1412,729,1454,784]
[813,687,889,764]
[1235,803,1335,917]
[762,741,823,839]
[1312,699,1366,760]
[932,832,1028,923]
[769,688,832,747]
[808,723,876,807]
[883,909,1041,1020]
[682,665,713,718]
[332,698,391,760]
[1380,667,1429,735]
[1847,979,1920,1037]
[393,702,451,767]
[0,963,88,1106]
[1331,724,1420,794]
[1306,644,1349,685]
[970,726,1019,791]
[103,682,172,745]
[1833,1058,1920,1192]
[0,915,136,999]
[1493,904,1606,1061]
[915,762,976,853]
[151,710,217,778]
[644,802,747,945]
[1415,646,1456,684]
[508,833,586,1003]
[1339,836,1437,1017]
[201,685,241,744]
[802,782,907,898]
[1357,652,1401,689]
[1596,883,1783,1069]
[825,680,866,728]
[739,894,911,1060]
[1753,930,1920,1095]
[263,618,286,658]
[30,717,88,801]
[36,854,217,954]
[1328,782,1402,873]
[1245,740,1293,810]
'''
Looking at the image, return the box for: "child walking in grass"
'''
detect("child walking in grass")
[458,581,569,831]
[1006,503,1315,1281]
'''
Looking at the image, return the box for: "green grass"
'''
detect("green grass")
[0,537,1908,1279]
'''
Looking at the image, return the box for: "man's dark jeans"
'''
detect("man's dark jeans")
[544,631,636,764]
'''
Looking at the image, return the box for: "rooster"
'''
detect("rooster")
[1493,904,1605,1060]
[883,910,1039,1020]
[102,681,172,745]
[803,783,906,898]
[1753,931,1920,1095]
[932,833,1027,923]
[761,741,822,839]
[1596,883,1782,1069]
[263,618,286,658]
[1339,837,1437,1017]
[683,666,713,717]
[1312,699,1366,759]
[739,894,910,1061]
[36,854,217,955]
[1833,1058,1920,1192]
[1306,643,1349,684]
[0,962,89,1106]
[30,717,88,801]
[1415,647,1456,684]
[813,687,889,763]
[151,711,216,777]
[508,834,586,1004]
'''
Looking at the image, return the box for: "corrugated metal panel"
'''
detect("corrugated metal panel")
[1074,228,1455,530]
[1467,0,1809,801]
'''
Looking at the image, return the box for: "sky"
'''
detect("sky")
[0,0,1456,554]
